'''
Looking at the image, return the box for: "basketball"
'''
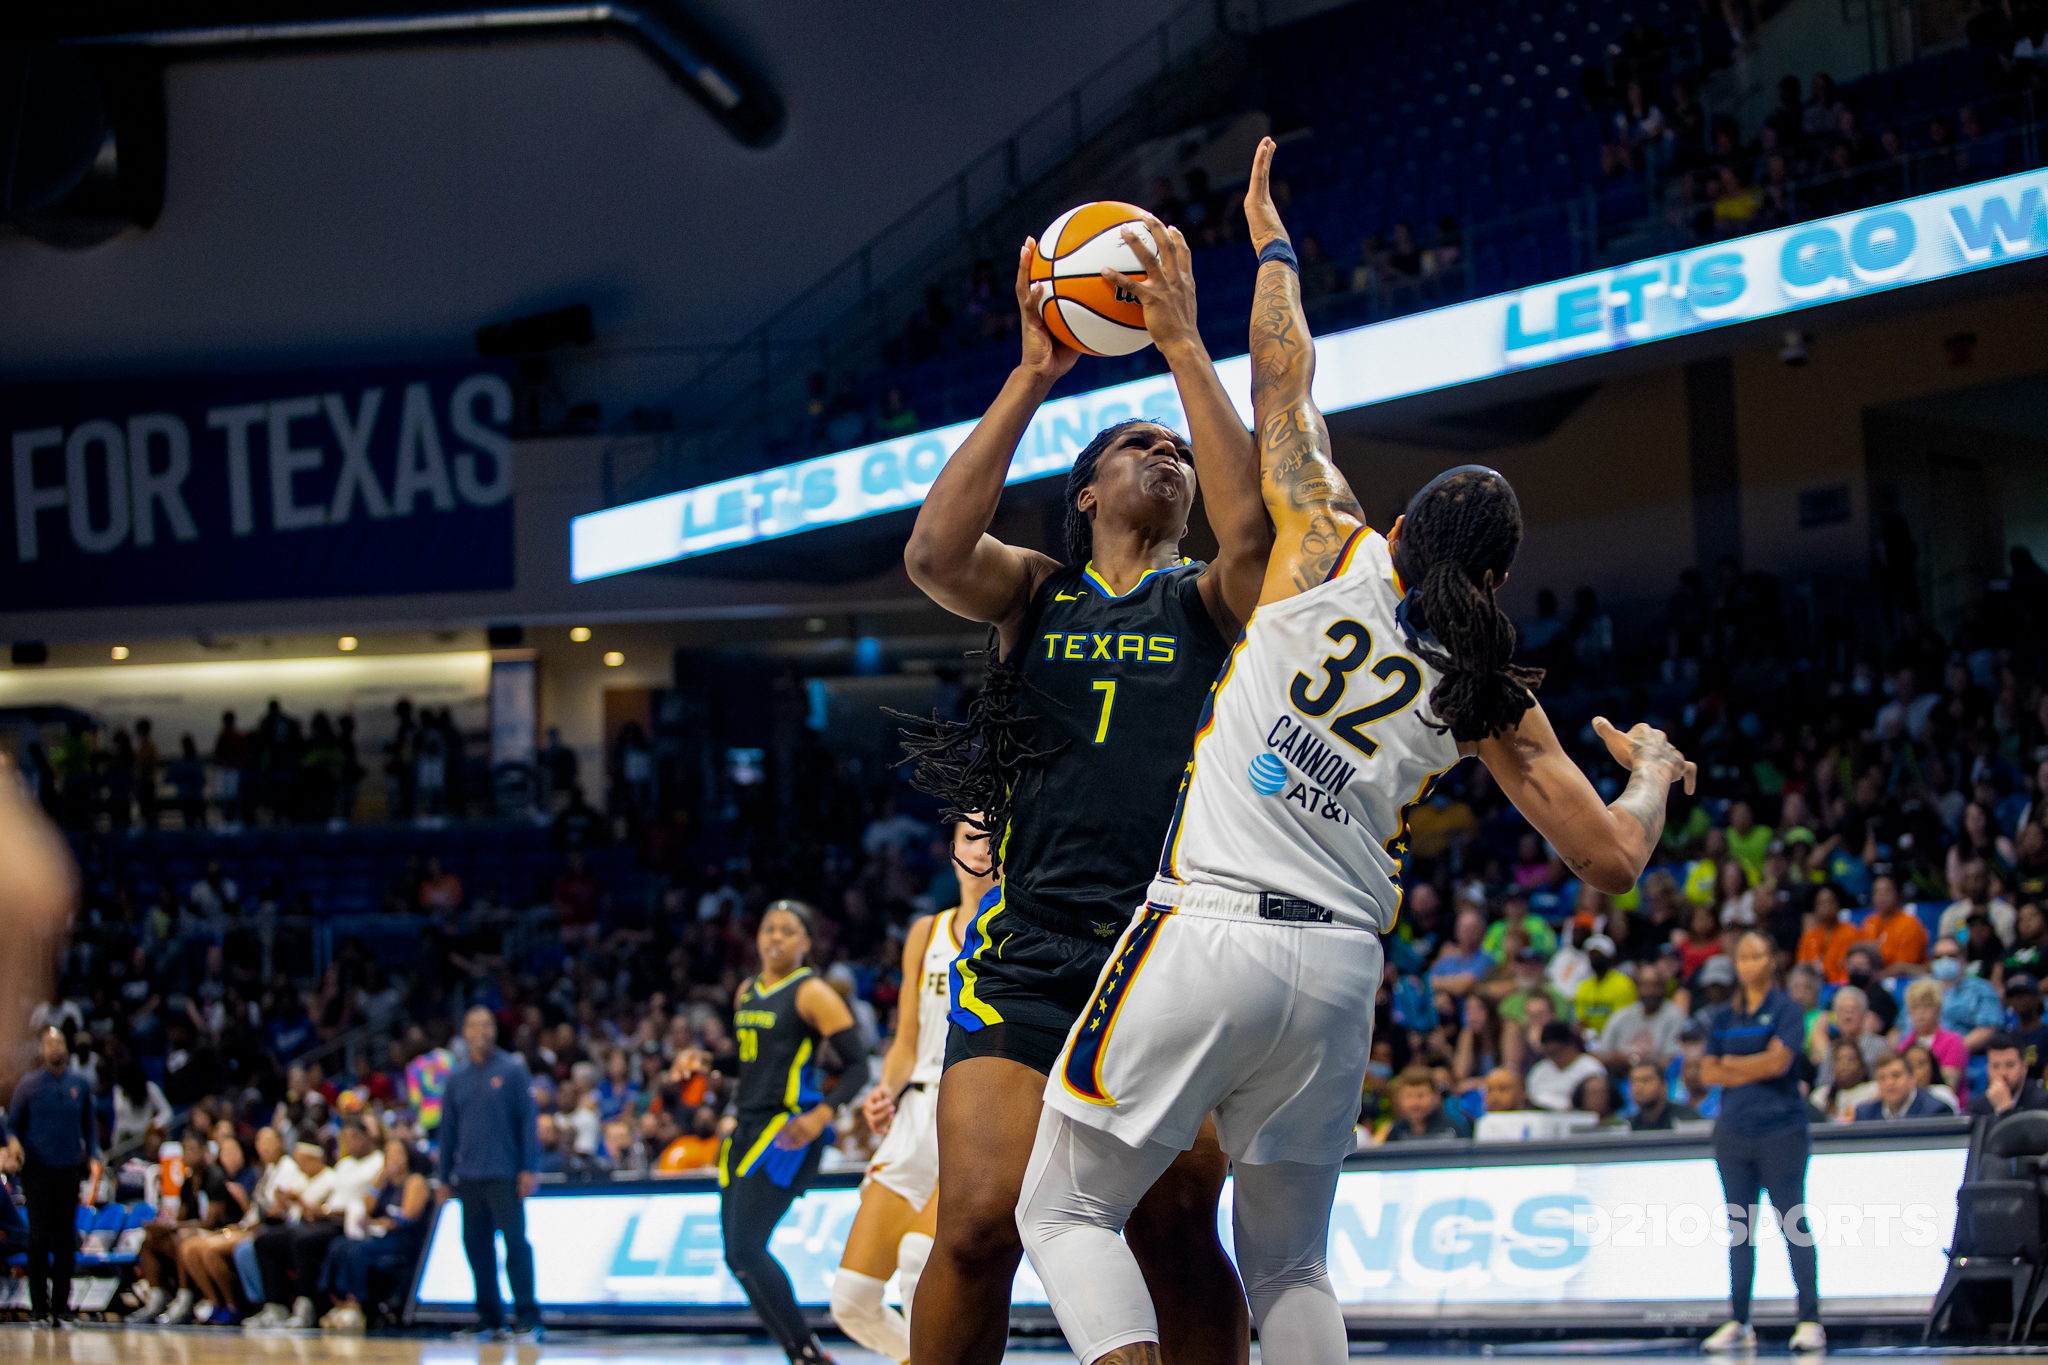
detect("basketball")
[1028,200,1156,357]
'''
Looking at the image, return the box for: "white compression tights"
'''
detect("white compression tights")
[1017,1107,1347,1364]
[827,1230,935,1364]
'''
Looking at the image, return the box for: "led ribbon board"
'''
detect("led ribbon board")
[571,166,2048,581]
[412,1145,1963,1315]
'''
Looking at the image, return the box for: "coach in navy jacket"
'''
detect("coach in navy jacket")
[10,1027,100,1323]
[439,1007,541,1339]
[1857,1052,1961,1120]
[1699,933,1823,1349]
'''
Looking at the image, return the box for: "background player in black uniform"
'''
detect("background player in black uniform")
[901,218,1271,1365]
[686,900,866,1365]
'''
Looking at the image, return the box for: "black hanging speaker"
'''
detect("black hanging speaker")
[487,624,526,648]
[0,43,165,248]
[10,642,49,666]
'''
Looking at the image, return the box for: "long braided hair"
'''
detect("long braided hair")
[1392,465,1544,742]
[892,421,1147,868]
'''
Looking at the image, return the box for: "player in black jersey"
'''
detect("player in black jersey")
[685,900,867,1365]
[901,217,1270,1365]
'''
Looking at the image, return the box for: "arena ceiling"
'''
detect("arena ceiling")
[0,0,1194,396]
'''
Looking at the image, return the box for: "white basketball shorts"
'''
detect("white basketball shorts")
[1043,882,1383,1166]
[862,1081,940,1211]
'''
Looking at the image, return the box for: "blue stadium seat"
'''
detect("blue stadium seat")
[1914,901,1946,943]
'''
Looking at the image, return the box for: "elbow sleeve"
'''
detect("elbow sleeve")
[818,1027,871,1110]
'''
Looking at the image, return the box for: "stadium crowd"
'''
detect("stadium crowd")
[1363,547,2048,1139]
[759,1,2047,467]
[6,539,2048,1325]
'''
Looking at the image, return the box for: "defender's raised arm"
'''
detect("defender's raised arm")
[1242,137,1368,605]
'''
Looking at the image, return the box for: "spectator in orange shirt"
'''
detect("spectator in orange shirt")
[654,1107,722,1175]
[1797,883,1864,985]
[417,856,464,912]
[1859,874,1929,975]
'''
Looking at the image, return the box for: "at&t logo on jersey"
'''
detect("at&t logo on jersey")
[1249,717,1357,825]
[1265,715,1360,794]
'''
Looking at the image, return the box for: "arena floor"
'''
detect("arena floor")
[1,1326,2046,1364]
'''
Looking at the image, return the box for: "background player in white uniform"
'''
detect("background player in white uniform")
[830,818,996,1362]
[1016,138,1697,1365]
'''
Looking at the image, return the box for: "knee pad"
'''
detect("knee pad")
[897,1232,933,1289]
[828,1268,885,1327]
[829,1269,907,1360]
[896,1232,933,1325]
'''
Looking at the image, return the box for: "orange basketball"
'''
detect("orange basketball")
[1028,200,1156,357]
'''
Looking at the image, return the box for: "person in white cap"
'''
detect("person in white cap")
[1572,932,1638,1035]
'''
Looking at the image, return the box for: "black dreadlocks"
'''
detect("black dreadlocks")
[1392,465,1543,743]
[888,628,1062,871]
[895,420,1146,867]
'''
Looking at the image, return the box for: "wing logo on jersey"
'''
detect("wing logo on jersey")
[1247,752,1288,795]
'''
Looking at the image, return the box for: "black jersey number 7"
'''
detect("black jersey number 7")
[1288,619,1424,757]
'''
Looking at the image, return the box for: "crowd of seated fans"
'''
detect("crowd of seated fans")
[1356,543,2048,1142]
[0,733,971,1324]
[13,526,2048,1324]
[14,697,519,834]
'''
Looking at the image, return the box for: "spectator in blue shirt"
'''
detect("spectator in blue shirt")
[1429,907,1496,998]
[0,1113,25,1247]
[1699,932,1823,1353]
[1384,961,1438,1035]
[1932,935,2005,1047]
[10,1027,100,1325]
[268,996,317,1062]
[439,1007,541,1341]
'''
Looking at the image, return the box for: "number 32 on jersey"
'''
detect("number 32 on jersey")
[1289,620,1422,756]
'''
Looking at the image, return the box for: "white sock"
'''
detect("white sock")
[829,1268,908,1363]
[896,1231,933,1337]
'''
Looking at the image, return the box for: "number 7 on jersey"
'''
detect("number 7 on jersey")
[1089,679,1118,745]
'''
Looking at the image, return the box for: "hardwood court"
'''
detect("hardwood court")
[0,1327,2039,1365]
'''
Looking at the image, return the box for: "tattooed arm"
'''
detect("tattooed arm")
[1475,709,1697,895]
[1242,137,1367,606]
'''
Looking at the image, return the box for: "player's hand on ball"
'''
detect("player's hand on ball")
[861,1085,896,1138]
[1244,136,1289,252]
[1592,717,1697,794]
[1015,238,1081,384]
[1102,211,1200,356]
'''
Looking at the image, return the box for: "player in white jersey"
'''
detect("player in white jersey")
[1016,138,1697,1365]
[831,818,996,1362]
